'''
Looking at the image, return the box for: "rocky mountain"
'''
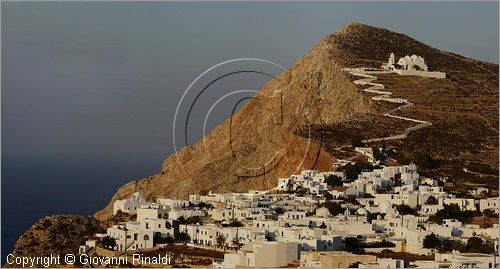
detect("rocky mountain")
[9,24,498,261]
[6,215,103,267]
[323,23,498,183]
[93,22,499,220]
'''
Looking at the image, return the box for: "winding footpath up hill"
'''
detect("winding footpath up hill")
[343,68,432,143]
[8,23,498,263]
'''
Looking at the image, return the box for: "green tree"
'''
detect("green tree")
[325,175,343,187]
[423,233,440,249]
[274,207,285,215]
[367,212,384,223]
[100,236,116,250]
[413,152,437,169]
[395,204,417,215]
[295,186,308,196]
[483,209,498,218]
[232,237,240,248]
[343,164,359,180]
[323,201,343,216]
[175,232,190,243]
[216,234,226,247]
[228,220,243,227]
[338,161,375,180]
[197,202,214,209]
[344,236,364,253]
[438,239,454,252]
[452,240,465,252]
[467,237,483,250]
[185,216,201,224]
[429,204,479,224]
[323,191,334,200]
[154,233,174,245]
[177,216,186,224]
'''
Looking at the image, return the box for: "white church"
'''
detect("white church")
[382,52,446,78]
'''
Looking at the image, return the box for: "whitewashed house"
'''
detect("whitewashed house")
[412,251,498,268]
[479,198,499,214]
[136,203,169,220]
[419,204,444,216]
[168,208,205,220]
[359,258,405,268]
[113,192,148,215]
[156,197,189,209]
[215,241,299,268]
[442,198,477,211]
[375,192,419,208]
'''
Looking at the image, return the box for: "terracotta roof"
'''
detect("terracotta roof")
[332,186,349,192]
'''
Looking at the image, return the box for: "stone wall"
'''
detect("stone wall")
[395,69,446,78]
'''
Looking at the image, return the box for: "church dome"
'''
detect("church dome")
[315,207,331,218]
[379,200,392,213]
[356,207,368,215]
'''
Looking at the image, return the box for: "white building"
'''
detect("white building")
[107,223,153,251]
[375,193,419,208]
[397,55,428,71]
[442,198,477,211]
[156,197,189,209]
[136,203,169,220]
[359,258,405,268]
[215,241,299,268]
[113,192,148,215]
[381,52,446,78]
[283,211,307,220]
[479,198,499,214]
[168,208,205,220]
[413,251,498,268]
[300,251,378,268]
[419,204,444,216]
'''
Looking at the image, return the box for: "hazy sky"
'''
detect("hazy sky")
[1,1,498,260]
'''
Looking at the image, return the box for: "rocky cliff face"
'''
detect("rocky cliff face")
[11,22,499,260]
[93,25,378,220]
[94,22,499,221]
[7,215,103,267]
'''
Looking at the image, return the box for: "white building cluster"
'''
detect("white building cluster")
[81,163,498,268]
[275,170,345,194]
[381,52,446,78]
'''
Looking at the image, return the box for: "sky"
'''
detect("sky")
[1,1,498,261]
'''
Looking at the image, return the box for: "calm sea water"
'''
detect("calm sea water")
[1,156,161,264]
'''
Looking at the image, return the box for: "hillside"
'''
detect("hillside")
[8,22,499,267]
[6,215,102,268]
[94,28,378,220]
[94,22,498,220]
[322,23,499,184]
